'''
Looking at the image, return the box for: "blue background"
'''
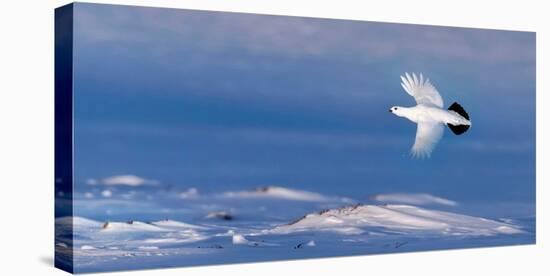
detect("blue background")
[72,3,535,206]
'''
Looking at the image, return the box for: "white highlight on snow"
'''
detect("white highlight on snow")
[232,234,249,245]
[222,186,352,203]
[100,175,160,187]
[81,245,97,250]
[86,178,98,185]
[57,217,209,244]
[143,236,201,244]
[372,193,457,206]
[179,188,199,199]
[231,234,278,247]
[101,190,112,198]
[495,225,522,234]
[138,246,159,251]
[150,219,207,230]
[270,204,522,236]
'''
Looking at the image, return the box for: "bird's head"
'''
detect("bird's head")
[389,106,406,117]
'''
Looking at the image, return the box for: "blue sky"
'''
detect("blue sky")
[72,3,535,203]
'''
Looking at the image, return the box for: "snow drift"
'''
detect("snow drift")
[371,193,457,206]
[87,174,160,187]
[269,204,522,236]
[221,186,353,202]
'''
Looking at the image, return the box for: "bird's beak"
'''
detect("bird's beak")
[389,109,393,113]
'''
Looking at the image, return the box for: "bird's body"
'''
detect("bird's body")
[390,73,471,158]
[395,104,471,126]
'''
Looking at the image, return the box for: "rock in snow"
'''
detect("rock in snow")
[206,211,233,221]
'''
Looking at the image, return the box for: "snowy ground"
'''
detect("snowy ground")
[56,185,535,273]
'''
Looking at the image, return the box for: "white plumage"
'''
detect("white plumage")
[390,73,471,158]
[400,73,444,108]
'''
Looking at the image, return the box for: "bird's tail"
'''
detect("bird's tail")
[447,102,470,135]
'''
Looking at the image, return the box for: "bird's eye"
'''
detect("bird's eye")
[394,107,398,110]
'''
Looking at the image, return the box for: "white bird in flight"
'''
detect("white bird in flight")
[390,73,471,158]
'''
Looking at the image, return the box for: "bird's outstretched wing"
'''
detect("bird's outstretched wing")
[400,72,444,108]
[411,122,444,158]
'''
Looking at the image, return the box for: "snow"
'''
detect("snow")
[100,221,166,233]
[101,189,112,198]
[372,193,457,206]
[138,246,159,251]
[232,234,249,245]
[221,186,352,202]
[58,201,524,269]
[86,178,98,185]
[57,217,210,248]
[496,225,522,234]
[269,204,522,236]
[206,211,233,220]
[101,175,159,187]
[232,234,279,247]
[150,220,207,230]
[142,236,204,244]
[180,188,199,199]
[58,185,533,273]
[56,216,103,228]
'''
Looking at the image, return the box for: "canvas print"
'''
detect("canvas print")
[55,3,536,273]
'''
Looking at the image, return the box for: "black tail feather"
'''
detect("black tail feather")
[447,123,470,135]
[447,102,470,135]
[448,102,469,120]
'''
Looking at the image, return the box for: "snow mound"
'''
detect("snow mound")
[179,188,199,199]
[232,234,279,247]
[100,221,167,233]
[138,246,159,250]
[99,174,159,186]
[206,211,233,220]
[57,217,207,234]
[270,204,523,236]
[150,219,207,230]
[222,186,352,202]
[143,233,206,244]
[372,193,457,206]
[232,234,249,245]
[56,216,102,227]
[101,189,112,198]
